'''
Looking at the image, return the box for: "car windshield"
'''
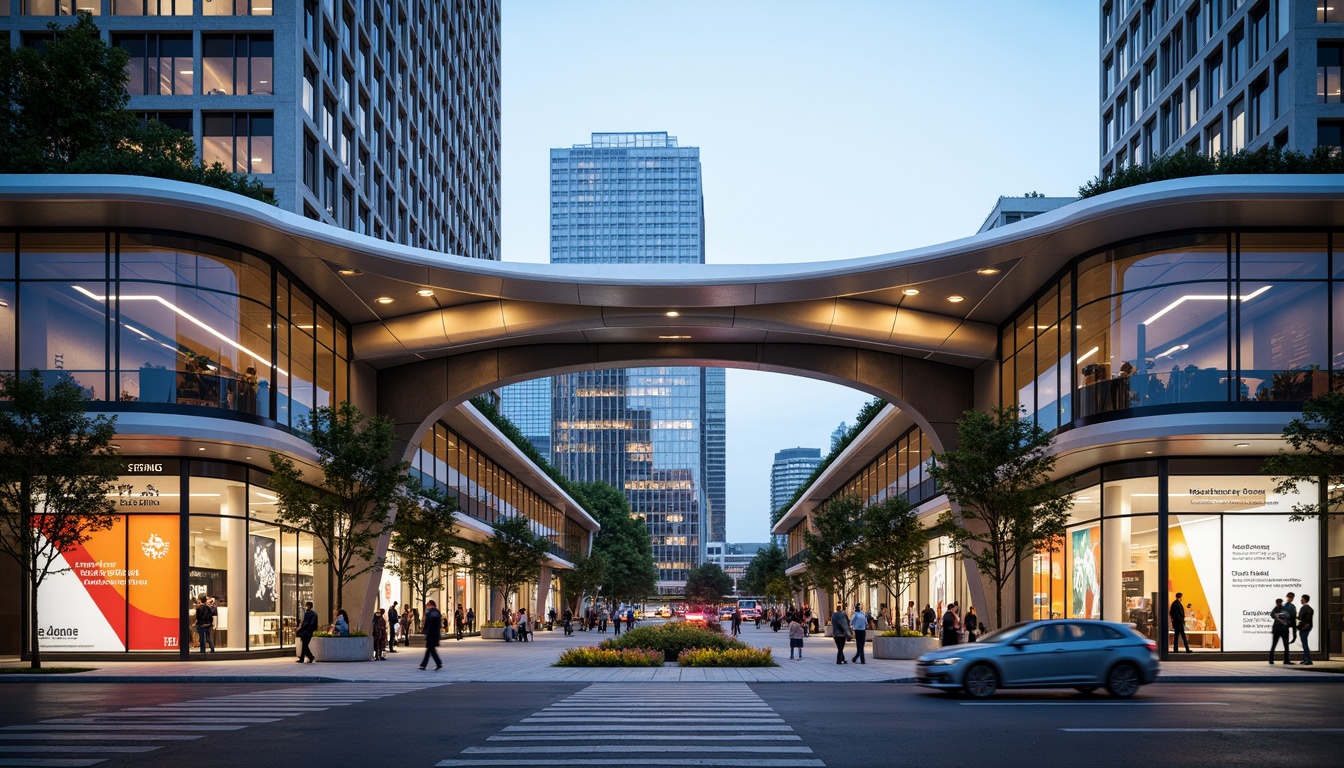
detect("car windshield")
[977,622,1032,644]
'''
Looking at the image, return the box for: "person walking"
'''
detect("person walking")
[964,605,979,642]
[454,605,465,641]
[803,605,813,636]
[420,600,443,670]
[548,607,557,631]
[1297,594,1315,666]
[731,607,742,637]
[193,595,213,654]
[387,602,399,653]
[906,600,917,631]
[625,607,634,632]
[1170,592,1192,653]
[940,603,959,647]
[562,607,573,636]
[613,609,622,636]
[788,614,805,660]
[1269,598,1291,664]
[518,609,530,642]
[371,608,388,660]
[466,607,476,634]
[206,596,219,651]
[296,601,318,663]
[921,603,937,636]
[1283,591,1299,647]
[850,604,868,664]
[830,604,852,665]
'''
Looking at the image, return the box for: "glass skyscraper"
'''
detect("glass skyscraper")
[502,132,724,592]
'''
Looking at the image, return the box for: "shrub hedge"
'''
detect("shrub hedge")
[555,647,665,667]
[599,622,745,662]
[677,647,776,667]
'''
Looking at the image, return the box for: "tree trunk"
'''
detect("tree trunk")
[28,559,41,669]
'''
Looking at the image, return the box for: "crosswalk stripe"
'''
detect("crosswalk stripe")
[0,747,157,754]
[0,735,201,742]
[40,719,278,725]
[435,760,825,767]
[0,759,107,767]
[4,726,245,732]
[486,735,803,742]
[463,747,815,755]
[521,717,785,724]
[501,725,794,732]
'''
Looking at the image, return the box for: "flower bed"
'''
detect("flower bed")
[600,622,745,663]
[677,647,776,667]
[555,647,665,667]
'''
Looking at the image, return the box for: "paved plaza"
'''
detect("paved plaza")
[3,622,1339,684]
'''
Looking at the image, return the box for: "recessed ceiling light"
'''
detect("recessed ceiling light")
[976,267,1001,275]
[665,310,680,317]
[902,288,920,296]
[658,335,692,340]
[1145,451,1153,455]
[416,289,435,297]
[337,267,364,276]
[1234,443,1251,448]
[947,295,965,303]
[198,447,207,451]
[375,297,394,304]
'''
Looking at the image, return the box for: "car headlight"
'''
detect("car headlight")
[928,657,962,666]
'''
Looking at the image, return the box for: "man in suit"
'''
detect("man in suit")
[1169,592,1191,653]
[296,601,318,663]
[386,602,399,653]
[419,600,443,670]
[1297,595,1315,666]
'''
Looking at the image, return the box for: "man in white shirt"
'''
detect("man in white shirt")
[850,604,869,664]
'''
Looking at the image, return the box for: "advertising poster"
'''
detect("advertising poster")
[36,515,180,652]
[188,567,227,603]
[247,534,279,613]
[380,551,402,610]
[1222,515,1319,652]
[1070,526,1100,618]
[125,515,180,651]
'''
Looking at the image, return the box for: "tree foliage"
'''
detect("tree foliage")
[1263,390,1344,521]
[0,13,273,204]
[929,406,1073,627]
[574,481,657,603]
[461,514,551,610]
[388,480,458,611]
[684,562,733,606]
[741,543,786,597]
[859,496,927,612]
[269,402,409,620]
[1079,145,1344,199]
[560,550,608,613]
[764,577,794,606]
[802,494,866,606]
[0,371,120,669]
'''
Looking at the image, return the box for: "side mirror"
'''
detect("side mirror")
[1011,636,1031,647]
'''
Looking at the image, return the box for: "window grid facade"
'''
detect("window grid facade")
[2,0,500,259]
[1099,0,1344,175]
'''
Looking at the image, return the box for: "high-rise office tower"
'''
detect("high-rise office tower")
[541,131,724,593]
[770,447,823,520]
[1099,1,1343,176]
[499,376,552,462]
[1,1,500,259]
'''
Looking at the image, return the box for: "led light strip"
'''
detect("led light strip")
[1141,285,1270,326]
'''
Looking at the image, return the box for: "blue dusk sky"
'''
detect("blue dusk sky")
[499,1,1100,543]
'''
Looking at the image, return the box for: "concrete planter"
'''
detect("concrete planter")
[480,627,507,640]
[872,635,940,659]
[310,635,374,662]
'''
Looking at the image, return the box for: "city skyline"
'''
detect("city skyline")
[500,1,1099,541]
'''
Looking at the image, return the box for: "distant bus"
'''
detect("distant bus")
[736,598,761,619]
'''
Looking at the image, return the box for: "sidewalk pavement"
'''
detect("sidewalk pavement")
[2,622,1341,684]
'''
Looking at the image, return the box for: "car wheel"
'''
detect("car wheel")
[963,663,998,698]
[1074,686,1097,694]
[1105,662,1140,698]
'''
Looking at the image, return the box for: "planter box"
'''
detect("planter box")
[310,636,373,662]
[480,627,507,640]
[872,635,940,660]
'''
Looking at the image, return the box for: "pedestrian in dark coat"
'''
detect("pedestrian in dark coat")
[371,608,388,660]
[386,602,399,653]
[420,600,443,670]
[830,606,852,664]
[296,601,318,663]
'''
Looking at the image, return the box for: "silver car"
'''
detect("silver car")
[914,619,1160,698]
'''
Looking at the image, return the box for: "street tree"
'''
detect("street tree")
[859,496,927,619]
[461,514,551,617]
[741,543,786,597]
[269,402,409,623]
[0,371,120,669]
[684,562,733,606]
[560,550,608,615]
[1263,390,1344,520]
[388,481,458,613]
[574,481,657,604]
[929,406,1073,628]
[802,494,866,609]
[764,577,794,608]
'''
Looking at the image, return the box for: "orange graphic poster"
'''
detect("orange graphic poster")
[126,516,180,651]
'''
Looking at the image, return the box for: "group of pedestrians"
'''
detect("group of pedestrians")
[903,599,980,646]
[1268,591,1315,665]
[826,603,872,664]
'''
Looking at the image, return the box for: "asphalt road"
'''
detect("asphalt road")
[0,681,1339,767]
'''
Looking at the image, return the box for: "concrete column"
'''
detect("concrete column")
[534,566,552,621]
[222,485,247,649]
[1102,484,1132,623]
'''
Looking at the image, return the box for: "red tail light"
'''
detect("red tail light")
[1144,641,1157,653]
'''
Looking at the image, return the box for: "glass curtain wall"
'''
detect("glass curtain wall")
[0,231,349,429]
[1004,231,1339,423]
